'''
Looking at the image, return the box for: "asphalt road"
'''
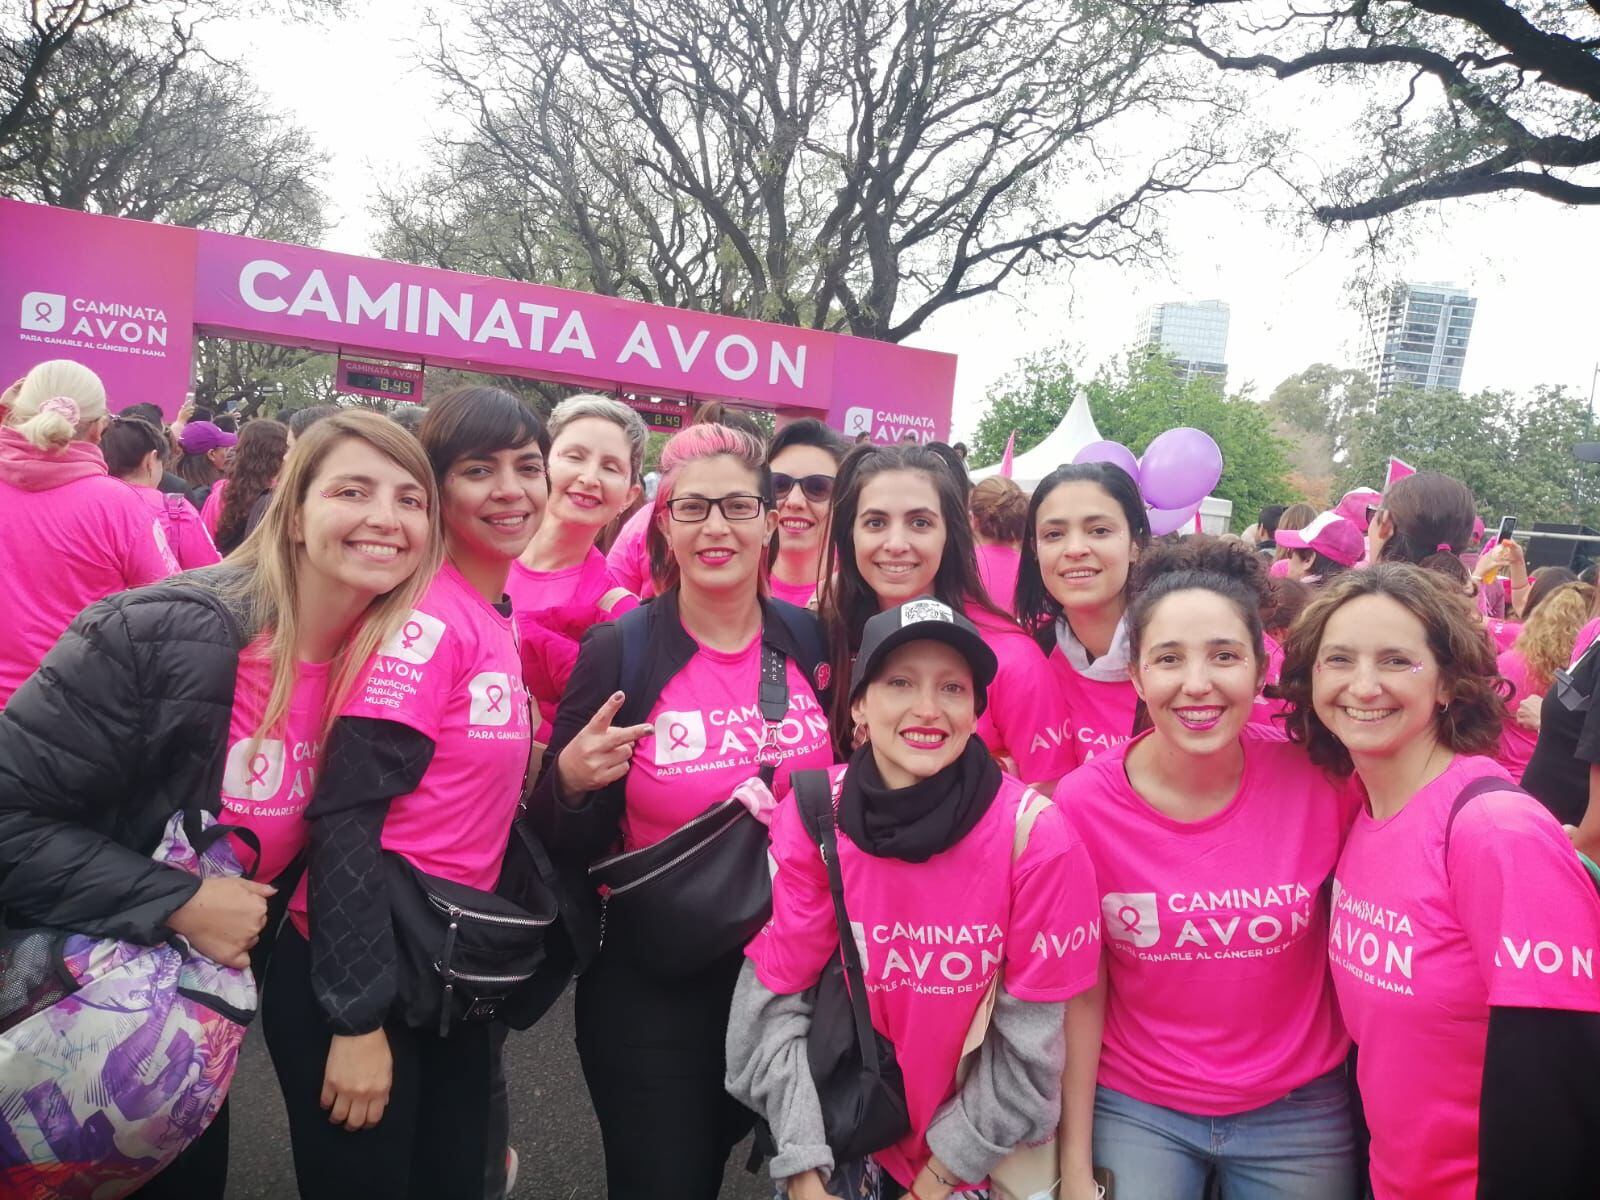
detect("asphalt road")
[223,987,771,1200]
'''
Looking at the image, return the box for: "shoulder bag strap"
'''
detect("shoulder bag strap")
[755,641,790,788]
[795,769,880,1077]
[614,607,652,728]
[1443,776,1529,883]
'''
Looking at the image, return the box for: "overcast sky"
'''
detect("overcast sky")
[204,5,1600,442]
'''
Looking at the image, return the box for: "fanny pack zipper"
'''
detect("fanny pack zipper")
[588,799,738,874]
[426,893,553,928]
[601,809,747,896]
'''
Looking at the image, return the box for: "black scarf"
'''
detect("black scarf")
[837,737,1001,863]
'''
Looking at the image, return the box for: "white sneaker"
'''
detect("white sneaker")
[504,1146,518,1196]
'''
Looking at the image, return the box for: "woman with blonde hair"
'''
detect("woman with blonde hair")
[969,474,1028,614]
[0,358,177,707]
[1496,581,1594,778]
[0,409,441,1196]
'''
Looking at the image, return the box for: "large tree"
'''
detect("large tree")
[382,0,1249,341]
[1162,0,1600,225]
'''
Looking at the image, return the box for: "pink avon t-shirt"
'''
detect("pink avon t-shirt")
[1485,618,1521,654]
[623,631,833,851]
[967,605,1076,786]
[0,474,177,708]
[291,563,531,936]
[974,544,1021,615]
[506,545,634,615]
[604,505,655,599]
[1330,755,1600,1200]
[749,767,1101,1188]
[1062,725,1356,1114]
[1046,647,1139,767]
[219,637,331,883]
[1494,648,1540,779]
[130,485,221,570]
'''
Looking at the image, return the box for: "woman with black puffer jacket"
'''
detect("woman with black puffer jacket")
[0,410,441,1199]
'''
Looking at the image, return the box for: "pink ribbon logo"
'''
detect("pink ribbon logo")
[1116,905,1143,937]
[667,722,692,751]
[485,684,505,713]
[34,300,53,322]
[246,753,272,787]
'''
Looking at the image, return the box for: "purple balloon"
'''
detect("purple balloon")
[1072,440,1140,485]
[1140,427,1223,510]
[1146,500,1202,537]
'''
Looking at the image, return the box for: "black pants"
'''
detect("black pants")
[575,940,756,1200]
[262,926,494,1200]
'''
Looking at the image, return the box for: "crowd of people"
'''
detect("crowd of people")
[0,355,1597,1200]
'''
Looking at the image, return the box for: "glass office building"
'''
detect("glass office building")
[1360,282,1476,396]
[1136,300,1230,387]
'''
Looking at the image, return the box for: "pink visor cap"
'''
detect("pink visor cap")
[1333,487,1382,533]
[1276,511,1365,567]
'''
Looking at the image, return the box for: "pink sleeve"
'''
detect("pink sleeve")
[746,788,837,995]
[122,503,178,584]
[200,480,225,536]
[1449,791,1600,1012]
[167,496,221,568]
[605,508,652,598]
[1004,803,1102,1001]
[985,637,1075,784]
[340,621,458,742]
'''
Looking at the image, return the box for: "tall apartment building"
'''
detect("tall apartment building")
[1361,282,1476,396]
[1136,300,1230,387]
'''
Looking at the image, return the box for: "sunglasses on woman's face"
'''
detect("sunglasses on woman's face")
[771,472,836,503]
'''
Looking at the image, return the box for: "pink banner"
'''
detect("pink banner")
[0,201,195,415]
[0,200,957,433]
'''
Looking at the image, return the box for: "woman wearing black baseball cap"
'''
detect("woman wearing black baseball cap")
[729,597,1105,1200]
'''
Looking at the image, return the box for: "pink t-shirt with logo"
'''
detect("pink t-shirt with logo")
[768,574,820,608]
[1494,648,1540,780]
[604,505,655,599]
[623,631,833,851]
[506,545,635,615]
[1046,647,1139,767]
[0,474,177,708]
[290,563,531,935]
[1330,755,1600,1200]
[1572,617,1600,665]
[1061,724,1356,1114]
[130,484,221,570]
[219,637,330,883]
[749,767,1102,1188]
[1485,618,1521,654]
[974,544,1021,615]
[967,605,1076,786]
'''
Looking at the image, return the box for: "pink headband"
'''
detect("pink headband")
[39,395,81,424]
[1435,542,1451,553]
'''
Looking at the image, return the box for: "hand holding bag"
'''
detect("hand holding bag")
[793,768,911,1162]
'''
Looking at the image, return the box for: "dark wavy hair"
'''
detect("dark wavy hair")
[818,442,1009,748]
[1127,536,1269,671]
[1279,562,1509,777]
[217,419,289,555]
[1015,461,1151,643]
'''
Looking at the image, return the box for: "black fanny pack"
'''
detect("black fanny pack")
[386,808,563,1037]
[585,640,792,981]
[793,769,910,1161]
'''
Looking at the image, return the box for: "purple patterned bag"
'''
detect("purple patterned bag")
[0,811,258,1199]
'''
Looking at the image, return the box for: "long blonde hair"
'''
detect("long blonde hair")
[214,409,443,740]
[7,359,109,451]
[1511,581,1596,692]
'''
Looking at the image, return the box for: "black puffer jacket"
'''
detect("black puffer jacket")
[0,569,252,943]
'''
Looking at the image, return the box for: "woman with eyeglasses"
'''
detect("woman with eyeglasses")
[533,423,834,1199]
[768,419,849,608]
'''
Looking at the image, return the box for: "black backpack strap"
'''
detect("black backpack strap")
[1444,776,1530,882]
[614,606,653,728]
[793,769,880,1079]
[768,599,829,700]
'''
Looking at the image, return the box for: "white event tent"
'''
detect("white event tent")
[966,394,1233,531]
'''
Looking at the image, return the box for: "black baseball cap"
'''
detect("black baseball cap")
[850,597,999,715]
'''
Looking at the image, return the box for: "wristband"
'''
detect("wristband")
[928,1162,957,1188]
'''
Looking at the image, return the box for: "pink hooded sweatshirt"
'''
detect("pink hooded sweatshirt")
[0,428,177,707]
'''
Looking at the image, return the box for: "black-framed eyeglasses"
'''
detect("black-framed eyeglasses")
[772,472,836,503]
[665,494,767,523]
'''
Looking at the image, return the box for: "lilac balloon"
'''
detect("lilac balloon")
[1146,500,1202,537]
[1072,440,1141,485]
[1140,427,1223,510]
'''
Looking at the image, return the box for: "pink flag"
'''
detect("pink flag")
[1000,430,1016,479]
[1384,456,1415,490]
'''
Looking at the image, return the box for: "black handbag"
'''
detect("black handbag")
[585,639,791,981]
[792,769,911,1162]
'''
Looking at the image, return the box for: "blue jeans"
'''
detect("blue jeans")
[1093,1069,1358,1200]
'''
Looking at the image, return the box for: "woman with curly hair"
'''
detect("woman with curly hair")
[207,418,289,556]
[1058,536,1358,1198]
[1496,580,1593,778]
[1279,563,1600,1200]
